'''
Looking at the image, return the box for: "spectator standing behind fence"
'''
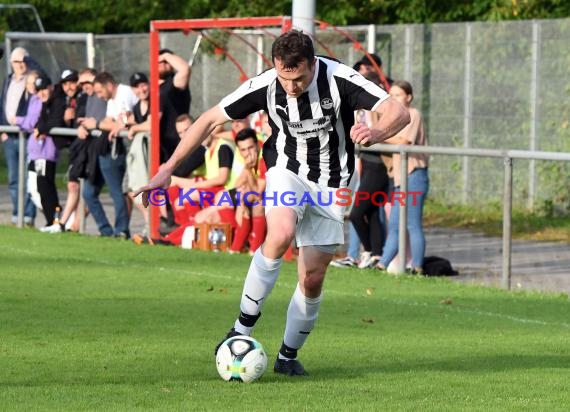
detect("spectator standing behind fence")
[349,71,390,269]
[1,47,37,225]
[156,49,192,233]
[44,69,85,233]
[72,69,107,234]
[376,80,429,275]
[81,71,138,238]
[126,71,151,233]
[158,48,191,162]
[15,71,42,211]
[330,62,383,269]
[29,74,67,229]
[350,137,389,268]
[14,71,42,139]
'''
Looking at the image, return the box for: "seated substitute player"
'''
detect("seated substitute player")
[135,30,410,377]
[227,127,267,254]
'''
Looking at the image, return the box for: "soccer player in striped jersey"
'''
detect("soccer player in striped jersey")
[136,30,410,376]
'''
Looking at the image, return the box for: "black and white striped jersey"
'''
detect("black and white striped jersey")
[219,56,389,188]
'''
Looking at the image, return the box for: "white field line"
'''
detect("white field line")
[3,244,569,330]
[386,298,570,329]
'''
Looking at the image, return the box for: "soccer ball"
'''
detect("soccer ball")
[215,335,268,383]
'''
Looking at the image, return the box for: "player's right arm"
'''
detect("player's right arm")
[134,105,229,207]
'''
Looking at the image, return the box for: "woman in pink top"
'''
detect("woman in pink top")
[377,80,429,274]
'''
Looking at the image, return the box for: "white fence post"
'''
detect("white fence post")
[502,157,513,290]
[462,23,473,205]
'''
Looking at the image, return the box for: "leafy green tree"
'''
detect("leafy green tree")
[11,0,570,34]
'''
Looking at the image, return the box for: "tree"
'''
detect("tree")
[13,0,570,35]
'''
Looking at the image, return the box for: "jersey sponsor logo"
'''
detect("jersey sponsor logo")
[320,97,333,110]
[286,116,332,139]
[315,117,328,126]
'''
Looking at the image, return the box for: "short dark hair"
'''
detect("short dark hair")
[93,71,116,86]
[271,29,315,69]
[159,48,174,56]
[361,53,382,68]
[235,127,257,144]
[176,113,193,123]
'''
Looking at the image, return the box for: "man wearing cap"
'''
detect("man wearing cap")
[44,68,86,233]
[30,74,67,230]
[0,47,38,225]
[125,71,151,231]
[127,72,150,137]
[60,69,80,126]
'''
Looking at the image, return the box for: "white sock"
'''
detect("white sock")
[234,248,282,335]
[282,283,322,353]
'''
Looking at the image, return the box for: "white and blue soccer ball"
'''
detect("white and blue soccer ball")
[215,335,268,383]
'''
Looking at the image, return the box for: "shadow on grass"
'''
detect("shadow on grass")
[3,353,568,387]
[311,353,570,380]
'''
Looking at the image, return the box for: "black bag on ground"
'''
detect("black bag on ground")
[422,256,458,277]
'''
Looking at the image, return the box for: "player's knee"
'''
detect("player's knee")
[301,269,325,295]
[265,227,294,251]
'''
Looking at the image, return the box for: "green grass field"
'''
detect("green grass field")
[1,226,569,411]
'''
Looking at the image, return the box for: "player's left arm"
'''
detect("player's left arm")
[335,65,410,146]
[351,97,410,146]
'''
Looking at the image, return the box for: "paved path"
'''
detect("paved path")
[424,227,570,295]
[2,191,569,295]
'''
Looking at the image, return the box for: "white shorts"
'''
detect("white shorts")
[264,168,346,249]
